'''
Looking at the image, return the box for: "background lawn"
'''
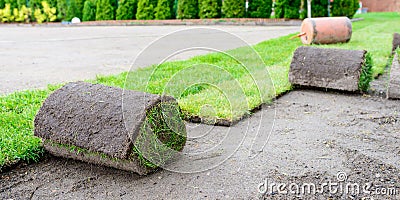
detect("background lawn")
[1,12,399,169]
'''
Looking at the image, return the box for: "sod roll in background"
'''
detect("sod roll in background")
[388,53,400,99]
[34,82,186,175]
[289,46,372,92]
[393,33,400,54]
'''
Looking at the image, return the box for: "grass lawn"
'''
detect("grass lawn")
[1,12,399,169]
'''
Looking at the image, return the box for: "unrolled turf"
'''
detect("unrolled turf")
[34,82,186,175]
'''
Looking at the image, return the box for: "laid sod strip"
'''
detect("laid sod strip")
[1,13,399,169]
[289,47,372,92]
[34,82,186,175]
[387,52,400,99]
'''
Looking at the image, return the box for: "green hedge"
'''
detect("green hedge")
[222,0,245,18]
[247,0,272,18]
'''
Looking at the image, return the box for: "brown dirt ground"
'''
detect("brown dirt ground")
[1,75,399,199]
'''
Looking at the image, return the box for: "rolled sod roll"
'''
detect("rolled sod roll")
[393,33,400,54]
[34,82,186,175]
[289,46,372,92]
[388,53,400,99]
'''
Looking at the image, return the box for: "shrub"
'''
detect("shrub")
[247,0,272,18]
[177,0,198,19]
[0,3,14,22]
[331,0,359,18]
[56,0,68,20]
[198,0,221,19]
[13,5,29,22]
[274,0,300,19]
[32,1,56,23]
[95,0,114,20]
[82,0,96,21]
[154,0,171,19]
[136,0,154,20]
[116,0,137,20]
[42,1,57,21]
[300,0,328,19]
[14,5,31,22]
[221,0,245,18]
[0,0,4,9]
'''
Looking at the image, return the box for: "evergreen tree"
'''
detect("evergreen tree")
[222,0,245,18]
[154,0,171,19]
[275,0,301,19]
[76,0,85,18]
[198,0,220,19]
[116,0,137,20]
[82,0,97,21]
[67,0,79,20]
[57,0,68,20]
[177,0,198,19]
[247,0,272,18]
[96,0,114,20]
[136,0,154,19]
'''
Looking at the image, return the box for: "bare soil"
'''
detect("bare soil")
[1,76,399,199]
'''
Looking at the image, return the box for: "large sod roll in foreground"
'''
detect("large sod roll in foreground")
[34,82,186,175]
[289,46,373,92]
[388,53,400,99]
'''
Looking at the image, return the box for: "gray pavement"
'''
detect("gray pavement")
[0,25,298,94]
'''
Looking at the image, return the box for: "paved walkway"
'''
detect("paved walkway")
[0,25,298,94]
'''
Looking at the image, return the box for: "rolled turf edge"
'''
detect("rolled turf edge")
[34,82,186,175]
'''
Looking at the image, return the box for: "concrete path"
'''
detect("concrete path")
[0,25,298,95]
